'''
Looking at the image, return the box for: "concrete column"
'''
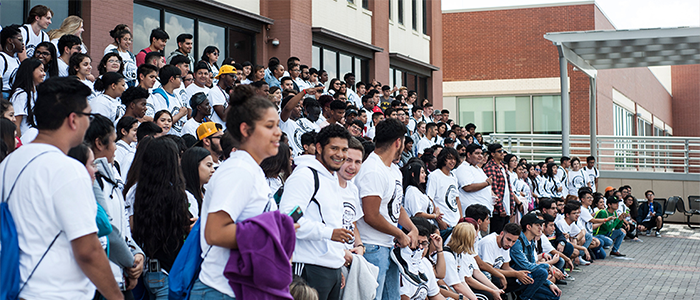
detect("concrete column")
[369,0,390,85]
[590,76,597,158]
[558,47,570,156]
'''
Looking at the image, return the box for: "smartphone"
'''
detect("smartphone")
[288,205,303,223]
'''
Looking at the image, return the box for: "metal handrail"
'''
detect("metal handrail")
[487,133,700,174]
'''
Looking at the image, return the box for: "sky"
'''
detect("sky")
[442,0,700,30]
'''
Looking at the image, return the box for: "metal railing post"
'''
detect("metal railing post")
[685,139,690,174]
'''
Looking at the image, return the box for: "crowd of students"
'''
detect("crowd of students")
[0,6,667,300]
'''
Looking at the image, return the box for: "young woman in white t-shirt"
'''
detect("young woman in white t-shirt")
[68,53,95,99]
[192,85,282,299]
[260,142,292,200]
[444,223,504,300]
[566,157,591,196]
[181,146,215,218]
[105,27,138,87]
[402,161,445,228]
[10,58,44,137]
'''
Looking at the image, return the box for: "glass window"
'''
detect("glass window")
[495,96,530,134]
[312,45,321,70]
[164,12,194,58]
[422,0,428,34]
[362,0,369,9]
[389,68,395,90]
[323,49,337,80]
[339,53,352,81]
[398,0,404,25]
[532,95,561,134]
[411,0,417,30]
[389,0,392,20]
[395,69,403,89]
[354,57,362,83]
[198,21,226,62]
[1,0,24,26]
[459,97,494,134]
[133,4,161,54]
[30,0,68,31]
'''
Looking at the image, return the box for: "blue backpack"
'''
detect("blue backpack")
[1,152,60,300]
[168,219,209,300]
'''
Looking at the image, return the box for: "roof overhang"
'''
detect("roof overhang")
[312,27,383,60]
[389,53,439,77]
[544,27,700,76]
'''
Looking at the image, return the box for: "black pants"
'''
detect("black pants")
[294,263,342,300]
[491,275,520,294]
[490,214,509,234]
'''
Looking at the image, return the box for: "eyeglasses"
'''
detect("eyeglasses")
[418,241,430,247]
[35,51,51,57]
[73,111,99,121]
[495,149,506,153]
[107,59,120,64]
[183,78,194,82]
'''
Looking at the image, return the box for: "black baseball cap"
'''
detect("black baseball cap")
[520,212,545,229]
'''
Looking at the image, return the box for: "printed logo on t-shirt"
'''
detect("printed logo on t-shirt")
[293,127,304,152]
[343,202,357,246]
[388,180,403,223]
[571,173,586,189]
[445,185,459,212]
[409,284,428,300]
[494,256,506,269]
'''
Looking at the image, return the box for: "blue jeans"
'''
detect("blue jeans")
[190,278,236,300]
[608,229,625,252]
[143,272,169,300]
[363,243,399,300]
[554,257,565,272]
[594,235,611,259]
[518,264,559,300]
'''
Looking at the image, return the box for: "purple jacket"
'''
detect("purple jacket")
[224,211,296,300]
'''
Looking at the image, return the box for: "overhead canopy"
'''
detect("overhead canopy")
[542,26,700,156]
[544,27,700,77]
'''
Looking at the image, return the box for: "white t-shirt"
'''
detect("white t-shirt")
[1,51,20,91]
[181,117,201,138]
[444,252,479,286]
[554,168,568,196]
[501,167,511,216]
[186,190,200,217]
[1,143,98,299]
[10,88,35,135]
[577,206,594,233]
[297,117,321,134]
[556,218,581,237]
[426,170,461,227]
[455,163,493,214]
[476,232,510,269]
[567,169,589,196]
[104,47,138,85]
[79,79,96,101]
[114,139,135,179]
[341,181,363,250]
[91,93,121,123]
[354,152,404,247]
[57,57,69,77]
[148,88,185,135]
[20,25,49,58]
[583,166,599,192]
[207,85,228,129]
[400,258,441,300]
[415,136,435,155]
[185,83,210,102]
[198,150,277,297]
[279,117,304,156]
[403,185,434,217]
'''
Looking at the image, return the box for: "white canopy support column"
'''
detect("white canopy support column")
[589,76,597,158]
[558,47,571,156]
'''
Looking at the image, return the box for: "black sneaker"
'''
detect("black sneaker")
[555,280,568,285]
[610,251,626,257]
[390,247,423,285]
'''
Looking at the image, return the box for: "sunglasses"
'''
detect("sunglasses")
[495,149,506,153]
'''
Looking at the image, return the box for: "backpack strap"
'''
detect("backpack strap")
[0,53,9,79]
[307,168,323,224]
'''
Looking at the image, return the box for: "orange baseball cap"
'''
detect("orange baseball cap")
[215,65,237,79]
[605,186,615,193]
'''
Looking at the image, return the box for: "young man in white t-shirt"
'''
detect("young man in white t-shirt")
[279,125,353,300]
[147,65,188,135]
[0,77,122,299]
[19,5,52,59]
[556,203,592,265]
[279,87,323,156]
[475,223,534,293]
[56,35,83,77]
[208,65,237,129]
[583,156,599,192]
[416,122,437,156]
[576,189,605,258]
[426,147,462,227]
[399,217,446,300]
[338,137,366,254]
[355,118,419,300]
[455,144,494,214]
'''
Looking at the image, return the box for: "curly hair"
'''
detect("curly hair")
[132,137,190,259]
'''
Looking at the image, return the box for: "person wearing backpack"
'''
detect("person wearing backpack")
[85,114,145,295]
[136,28,169,67]
[0,76,122,299]
[192,85,281,299]
[18,5,52,60]
[1,25,24,99]
[279,124,354,300]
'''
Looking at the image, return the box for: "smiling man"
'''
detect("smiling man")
[338,138,367,267]
[279,124,354,300]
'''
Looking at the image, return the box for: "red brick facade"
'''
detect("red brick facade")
[671,65,700,136]
[442,3,678,136]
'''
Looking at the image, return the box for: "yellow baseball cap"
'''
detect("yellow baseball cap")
[215,64,237,79]
[196,122,221,140]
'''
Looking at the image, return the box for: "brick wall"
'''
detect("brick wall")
[82,0,134,77]
[671,65,700,137]
[442,4,594,82]
[264,0,313,67]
